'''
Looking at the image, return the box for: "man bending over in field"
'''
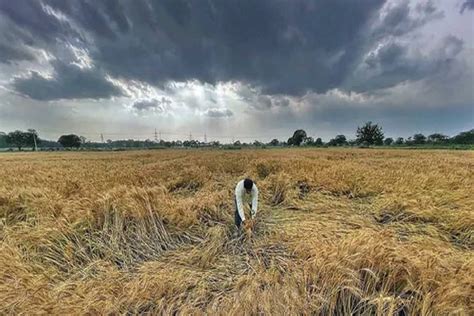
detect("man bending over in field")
[234,178,259,236]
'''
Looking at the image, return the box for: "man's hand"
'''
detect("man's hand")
[242,218,254,239]
[243,218,255,230]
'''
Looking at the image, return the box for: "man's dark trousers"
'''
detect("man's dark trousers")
[234,197,251,228]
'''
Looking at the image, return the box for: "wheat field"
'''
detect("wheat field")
[0,148,473,315]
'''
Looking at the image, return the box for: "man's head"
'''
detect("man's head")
[244,178,253,193]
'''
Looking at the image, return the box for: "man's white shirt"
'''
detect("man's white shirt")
[235,180,258,221]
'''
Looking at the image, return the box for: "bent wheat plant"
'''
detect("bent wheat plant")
[0,149,472,315]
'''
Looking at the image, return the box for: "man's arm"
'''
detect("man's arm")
[235,182,246,222]
[251,185,258,218]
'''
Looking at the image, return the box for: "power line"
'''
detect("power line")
[34,127,293,142]
[36,127,289,138]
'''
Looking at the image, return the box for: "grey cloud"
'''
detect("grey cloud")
[256,96,272,110]
[415,1,437,15]
[0,0,471,142]
[274,97,290,107]
[365,42,406,68]
[461,0,474,13]
[249,85,473,140]
[0,0,464,100]
[236,85,291,110]
[0,12,37,64]
[253,95,290,110]
[374,0,443,38]
[43,0,125,38]
[347,35,464,92]
[13,61,122,100]
[0,0,78,44]
[437,35,463,60]
[132,97,172,112]
[0,0,388,97]
[74,1,117,39]
[0,43,35,64]
[103,0,130,33]
[378,1,411,36]
[205,108,233,118]
[0,14,37,64]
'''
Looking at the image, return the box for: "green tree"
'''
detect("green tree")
[451,129,474,144]
[335,135,347,145]
[328,135,347,146]
[356,121,384,145]
[348,139,357,146]
[315,137,323,146]
[412,133,426,145]
[58,134,82,148]
[395,137,404,145]
[384,137,394,146]
[269,139,280,146]
[303,136,315,146]
[0,132,7,148]
[6,130,38,151]
[427,133,448,143]
[288,129,307,146]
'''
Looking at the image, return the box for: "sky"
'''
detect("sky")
[0,0,473,142]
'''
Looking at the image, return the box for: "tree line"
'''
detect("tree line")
[0,122,473,151]
[284,122,473,147]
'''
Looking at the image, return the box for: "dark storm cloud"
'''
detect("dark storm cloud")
[13,61,122,100]
[102,0,130,33]
[205,108,233,118]
[0,0,78,44]
[0,13,38,64]
[461,0,474,13]
[374,0,442,37]
[365,42,406,69]
[346,34,464,92]
[0,43,35,64]
[0,0,459,99]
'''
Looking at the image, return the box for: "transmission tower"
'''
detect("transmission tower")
[33,132,37,151]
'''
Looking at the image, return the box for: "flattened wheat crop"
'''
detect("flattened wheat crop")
[0,149,473,315]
